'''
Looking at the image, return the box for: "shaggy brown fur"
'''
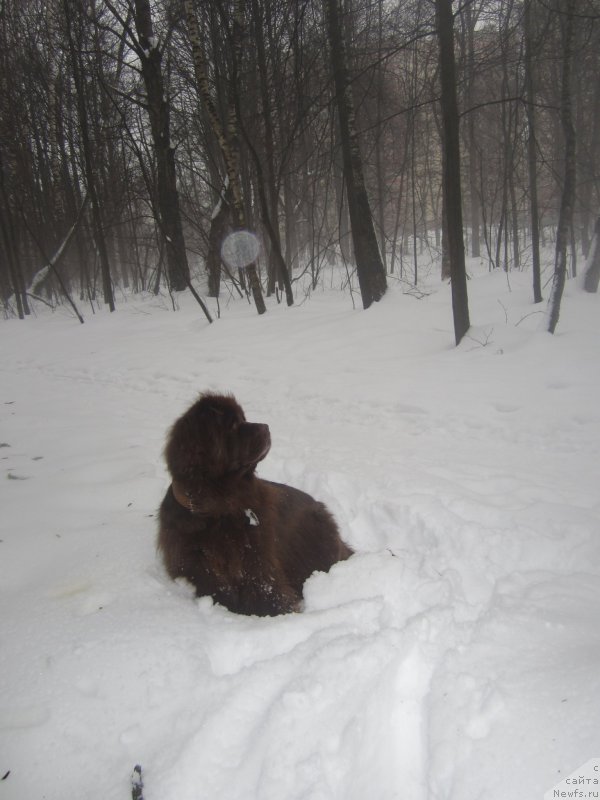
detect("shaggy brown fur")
[158,393,352,616]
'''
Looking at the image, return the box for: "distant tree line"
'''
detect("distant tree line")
[1,0,598,337]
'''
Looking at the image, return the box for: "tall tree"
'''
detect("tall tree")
[64,0,115,312]
[461,0,481,259]
[132,0,191,294]
[324,0,387,309]
[524,0,543,303]
[184,0,266,315]
[436,0,470,345]
[547,0,576,334]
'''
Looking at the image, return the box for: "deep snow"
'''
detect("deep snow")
[1,263,599,800]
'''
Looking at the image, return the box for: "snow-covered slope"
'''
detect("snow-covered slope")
[1,266,599,800]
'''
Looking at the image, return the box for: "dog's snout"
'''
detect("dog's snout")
[240,421,271,464]
[242,421,269,437]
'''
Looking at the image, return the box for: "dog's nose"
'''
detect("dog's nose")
[242,421,269,435]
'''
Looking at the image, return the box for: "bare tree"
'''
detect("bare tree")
[524,0,543,303]
[324,0,387,309]
[436,0,470,344]
[184,0,266,315]
[131,0,191,295]
[64,0,115,312]
[2,0,599,325]
[547,0,576,334]
[460,0,482,259]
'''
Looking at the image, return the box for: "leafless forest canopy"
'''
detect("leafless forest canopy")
[1,0,599,319]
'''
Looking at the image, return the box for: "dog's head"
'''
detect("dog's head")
[164,393,270,514]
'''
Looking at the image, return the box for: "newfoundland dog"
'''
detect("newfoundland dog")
[158,393,352,616]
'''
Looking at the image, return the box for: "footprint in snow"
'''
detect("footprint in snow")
[493,402,520,413]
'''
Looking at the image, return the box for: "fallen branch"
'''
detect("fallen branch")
[20,193,88,323]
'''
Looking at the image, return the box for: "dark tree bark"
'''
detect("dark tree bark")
[441,150,451,281]
[133,0,191,294]
[0,162,28,318]
[436,0,470,344]
[524,0,542,303]
[324,0,387,310]
[547,0,576,334]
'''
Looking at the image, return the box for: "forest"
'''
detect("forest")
[1,0,599,334]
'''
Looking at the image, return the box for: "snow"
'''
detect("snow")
[1,263,599,800]
[211,175,230,221]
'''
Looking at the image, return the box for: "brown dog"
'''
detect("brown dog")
[158,393,352,616]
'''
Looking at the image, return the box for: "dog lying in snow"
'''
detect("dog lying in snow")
[158,393,352,616]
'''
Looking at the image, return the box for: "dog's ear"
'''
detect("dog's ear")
[164,422,201,479]
[201,393,245,423]
[164,402,218,477]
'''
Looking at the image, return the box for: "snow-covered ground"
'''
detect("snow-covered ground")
[1,263,599,800]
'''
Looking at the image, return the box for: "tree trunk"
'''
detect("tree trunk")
[375,0,387,271]
[236,0,293,306]
[583,217,600,293]
[324,0,387,309]
[464,2,480,258]
[184,0,266,315]
[333,122,352,264]
[206,181,231,298]
[251,0,285,296]
[0,153,29,318]
[547,0,576,334]
[133,0,191,294]
[524,0,542,303]
[64,0,114,312]
[436,0,470,344]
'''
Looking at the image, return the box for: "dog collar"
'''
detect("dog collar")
[171,482,259,527]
